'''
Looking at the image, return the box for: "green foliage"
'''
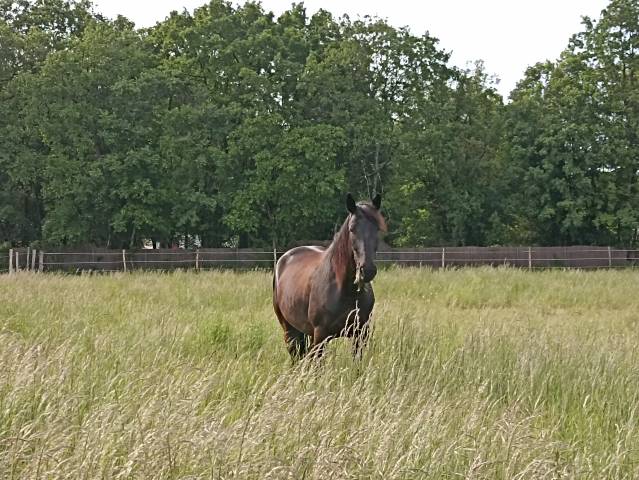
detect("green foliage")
[223,117,347,245]
[388,63,505,246]
[2,0,638,248]
[0,0,99,246]
[504,0,639,246]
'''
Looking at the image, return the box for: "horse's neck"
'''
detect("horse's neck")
[325,221,356,290]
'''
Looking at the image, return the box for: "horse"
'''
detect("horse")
[273,193,386,359]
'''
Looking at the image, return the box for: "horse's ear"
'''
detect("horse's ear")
[346,193,357,214]
[372,193,382,210]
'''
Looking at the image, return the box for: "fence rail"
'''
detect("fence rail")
[3,246,639,274]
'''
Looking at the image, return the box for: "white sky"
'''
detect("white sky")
[92,0,610,98]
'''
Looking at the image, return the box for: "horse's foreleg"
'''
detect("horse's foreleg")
[285,328,308,361]
[351,301,373,359]
[352,320,371,360]
[310,326,332,360]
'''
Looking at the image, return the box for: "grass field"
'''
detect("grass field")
[1,268,639,479]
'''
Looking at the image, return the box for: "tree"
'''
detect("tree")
[0,0,100,247]
[223,115,346,247]
[387,62,504,246]
[504,0,639,245]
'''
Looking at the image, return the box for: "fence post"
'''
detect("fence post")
[26,247,30,271]
[31,249,37,271]
[39,250,44,273]
[15,250,19,272]
[608,246,612,268]
[195,249,200,271]
[441,247,446,269]
[528,247,532,270]
[122,249,127,272]
[9,248,13,274]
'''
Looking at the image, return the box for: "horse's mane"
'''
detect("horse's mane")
[329,216,353,279]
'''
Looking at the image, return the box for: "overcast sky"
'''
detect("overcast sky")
[92,0,610,98]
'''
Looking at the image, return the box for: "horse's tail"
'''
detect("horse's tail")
[273,252,283,299]
[272,265,287,329]
[272,272,276,298]
[272,264,279,305]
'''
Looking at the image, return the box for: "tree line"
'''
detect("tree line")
[1,0,638,249]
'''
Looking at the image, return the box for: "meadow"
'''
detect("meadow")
[1,268,638,479]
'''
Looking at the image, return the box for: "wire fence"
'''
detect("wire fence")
[2,246,639,274]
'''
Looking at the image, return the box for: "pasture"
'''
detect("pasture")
[1,268,638,479]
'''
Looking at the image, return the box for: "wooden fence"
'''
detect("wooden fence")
[3,246,639,274]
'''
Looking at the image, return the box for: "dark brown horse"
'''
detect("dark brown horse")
[273,193,386,359]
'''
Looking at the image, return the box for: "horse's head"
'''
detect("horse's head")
[346,192,386,286]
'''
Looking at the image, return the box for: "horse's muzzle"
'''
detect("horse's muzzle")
[362,265,377,282]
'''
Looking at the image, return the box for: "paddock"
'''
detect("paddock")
[1,268,638,478]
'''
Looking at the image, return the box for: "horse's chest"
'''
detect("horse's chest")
[320,297,361,333]
[309,279,373,335]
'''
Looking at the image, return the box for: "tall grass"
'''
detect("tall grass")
[1,268,638,479]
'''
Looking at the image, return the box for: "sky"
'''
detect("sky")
[92,0,610,98]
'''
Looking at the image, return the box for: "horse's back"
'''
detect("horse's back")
[274,246,325,334]
[275,245,325,282]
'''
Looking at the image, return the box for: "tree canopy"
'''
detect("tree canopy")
[1,0,638,249]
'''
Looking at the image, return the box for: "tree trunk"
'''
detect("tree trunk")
[129,225,136,249]
[239,232,249,249]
